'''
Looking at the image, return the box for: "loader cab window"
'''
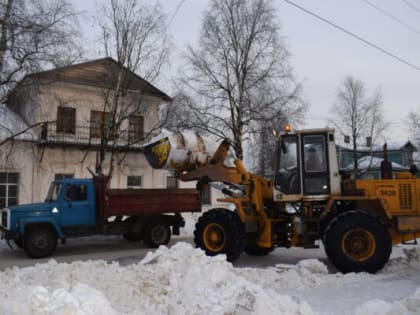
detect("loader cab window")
[275,135,301,194]
[302,135,330,195]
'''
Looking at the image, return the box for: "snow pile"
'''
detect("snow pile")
[382,247,420,272]
[139,243,313,314]
[4,283,118,315]
[238,258,368,291]
[0,243,314,315]
[355,287,420,315]
[353,247,420,315]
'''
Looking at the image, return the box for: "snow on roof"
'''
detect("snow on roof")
[345,155,407,170]
[338,141,416,152]
[0,103,35,141]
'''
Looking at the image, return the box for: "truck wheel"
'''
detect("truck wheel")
[244,243,275,256]
[324,211,391,273]
[194,208,245,262]
[123,217,142,242]
[23,226,57,258]
[143,221,171,248]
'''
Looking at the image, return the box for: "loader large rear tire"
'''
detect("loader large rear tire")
[324,211,391,273]
[194,208,245,262]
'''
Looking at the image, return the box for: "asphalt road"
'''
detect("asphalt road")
[0,235,334,271]
[0,236,191,270]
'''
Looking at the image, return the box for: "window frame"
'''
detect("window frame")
[166,176,178,189]
[127,175,142,188]
[54,173,74,181]
[56,106,76,134]
[90,110,115,139]
[0,172,19,208]
[128,115,144,144]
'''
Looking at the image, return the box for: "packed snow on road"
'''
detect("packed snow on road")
[1,222,420,315]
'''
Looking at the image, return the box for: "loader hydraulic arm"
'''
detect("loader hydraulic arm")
[143,133,275,248]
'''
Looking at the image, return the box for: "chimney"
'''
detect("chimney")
[366,136,372,147]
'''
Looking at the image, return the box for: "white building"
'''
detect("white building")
[0,58,222,209]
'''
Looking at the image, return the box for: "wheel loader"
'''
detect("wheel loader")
[143,127,420,273]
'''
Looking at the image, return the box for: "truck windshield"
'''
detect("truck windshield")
[275,135,301,194]
[45,183,62,202]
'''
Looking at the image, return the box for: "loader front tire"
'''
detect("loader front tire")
[324,211,391,273]
[194,208,245,262]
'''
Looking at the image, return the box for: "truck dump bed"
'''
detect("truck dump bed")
[103,188,201,217]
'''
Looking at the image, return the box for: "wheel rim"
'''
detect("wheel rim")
[203,223,225,252]
[342,228,376,262]
[33,233,49,249]
[151,225,168,244]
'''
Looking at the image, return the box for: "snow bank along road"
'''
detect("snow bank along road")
[1,235,420,314]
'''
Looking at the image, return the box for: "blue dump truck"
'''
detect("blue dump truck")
[0,176,201,258]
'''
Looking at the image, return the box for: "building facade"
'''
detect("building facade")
[0,58,220,208]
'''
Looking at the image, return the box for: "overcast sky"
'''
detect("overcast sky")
[73,0,420,142]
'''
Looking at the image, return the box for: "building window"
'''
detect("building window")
[166,176,178,189]
[128,115,144,143]
[55,174,74,181]
[127,175,142,188]
[90,110,115,139]
[56,107,76,134]
[0,172,19,208]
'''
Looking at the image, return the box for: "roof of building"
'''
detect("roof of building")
[11,57,172,102]
[344,155,408,171]
[338,141,417,152]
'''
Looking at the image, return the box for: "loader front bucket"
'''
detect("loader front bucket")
[143,137,171,169]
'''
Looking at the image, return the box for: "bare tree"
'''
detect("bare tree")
[161,91,202,132]
[0,0,82,102]
[331,76,388,177]
[407,110,420,148]
[179,0,306,160]
[94,0,170,177]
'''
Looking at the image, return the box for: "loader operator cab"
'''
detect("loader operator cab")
[274,127,341,202]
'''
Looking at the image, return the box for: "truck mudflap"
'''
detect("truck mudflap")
[172,213,185,235]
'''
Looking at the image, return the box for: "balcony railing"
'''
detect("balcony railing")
[39,123,152,151]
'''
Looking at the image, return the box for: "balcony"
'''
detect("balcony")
[39,123,152,152]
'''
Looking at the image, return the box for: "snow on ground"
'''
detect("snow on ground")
[1,217,420,314]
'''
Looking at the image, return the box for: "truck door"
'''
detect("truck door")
[301,134,330,195]
[60,183,96,226]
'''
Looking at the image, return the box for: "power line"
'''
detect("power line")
[362,0,420,37]
[401,0,420,15]
[284,0,420,72]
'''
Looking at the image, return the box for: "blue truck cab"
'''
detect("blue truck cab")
[1,178,97,258]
